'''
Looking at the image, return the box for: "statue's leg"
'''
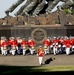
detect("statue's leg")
[32,0,47,17]
[15,0,31,16]
[45,0,59,14]
[21,1,38,16]
[5,0,24,16]
[45,1,53,14]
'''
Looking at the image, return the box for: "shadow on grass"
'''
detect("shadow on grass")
[0,65,74,74]
[0,65,47,74]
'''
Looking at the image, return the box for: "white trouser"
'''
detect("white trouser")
[39,57,43,65]
[1,47,3,55]
[53,47,58,55]
[65,48,70,55]
[3,50,7,55]
[23,50,26,55]
[44,48,49,54]
[29,48,35,55]
[12,50,16,55]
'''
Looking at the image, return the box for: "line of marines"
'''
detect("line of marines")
[43,36,74,55]
[0,36,35,56]
[0,36,74,56]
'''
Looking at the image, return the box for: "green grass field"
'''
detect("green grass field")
[0,65,74,74]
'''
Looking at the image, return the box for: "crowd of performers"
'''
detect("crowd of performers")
[0,36,36,56]
[0,36,74,56]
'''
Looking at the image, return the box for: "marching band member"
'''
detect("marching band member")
[37,46,44,65]
[1,38,8,55]
[43,37,50,55]
[28,37,35,55]
[8,37,15,54]
[10,37,17,55]
[52,37,59,55]
[20,38,27,55]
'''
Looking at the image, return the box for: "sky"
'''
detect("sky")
[0,0,63,18]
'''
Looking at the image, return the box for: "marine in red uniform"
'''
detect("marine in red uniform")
[20,38,27,55]
[10,38,17,55]
[52,37,59,55]
[8,37,16,53]
[43,37,50,54]
[28,37,35,55]
[37,46,44,65]
[1,39,8,55]
[28,37,35,48]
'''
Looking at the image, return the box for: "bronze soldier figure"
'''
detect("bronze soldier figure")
[57,0,74,14]
[58,0,74,10]
[14,0,32,16]
[45,0,59,14]
[5,0,25,16]
[32,0,48,17]
[21,0,38,16]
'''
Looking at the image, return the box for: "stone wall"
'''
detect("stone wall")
[0,11,73,26]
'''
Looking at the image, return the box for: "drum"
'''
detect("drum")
[44,45,47,49]
[3,46,7,50]
[12,46,16,50]
[31,46,34,49]
[22,46,26,50]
